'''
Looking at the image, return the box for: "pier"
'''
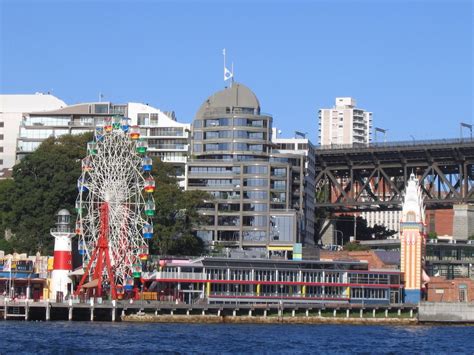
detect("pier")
[0,299,418,323]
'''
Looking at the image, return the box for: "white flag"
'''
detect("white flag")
[224,67,233,81]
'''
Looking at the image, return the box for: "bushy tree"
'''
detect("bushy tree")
[335,215,397,244]
[0,133,92,254]
[0,133,210,256]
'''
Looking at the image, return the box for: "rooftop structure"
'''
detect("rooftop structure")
[318,97,372,146]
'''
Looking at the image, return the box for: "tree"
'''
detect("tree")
[335,215,397,244]
[0,133,92,254]
[149,159,210,256]
[343,242,370,251]
[314,183,331,244]
[428,231,438,240]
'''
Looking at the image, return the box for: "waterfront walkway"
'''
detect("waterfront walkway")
[1,298,417,323]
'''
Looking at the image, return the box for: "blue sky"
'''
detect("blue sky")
[1,0,472,143]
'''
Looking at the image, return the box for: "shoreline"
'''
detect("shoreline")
[122,314,418,325]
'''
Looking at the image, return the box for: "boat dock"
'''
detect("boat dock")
[1,299,418,322]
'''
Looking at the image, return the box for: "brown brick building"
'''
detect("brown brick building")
[426,276,474,302]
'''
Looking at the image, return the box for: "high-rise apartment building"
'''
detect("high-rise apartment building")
[272,131,316,245]
[16,101,190,187]
[187,83,315,250]
[0,93,66,171]
[318,97,372,146]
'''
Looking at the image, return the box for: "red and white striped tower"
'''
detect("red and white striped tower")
[50,209,75,300]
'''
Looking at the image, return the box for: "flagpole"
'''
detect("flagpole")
[231,62,234,87]
[223,48,226,86]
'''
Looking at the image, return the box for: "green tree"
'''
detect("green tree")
[149,159,210,256]
[314,183,331,244]
[343,242,370,251]
[428,231,438,240]
[1,133,92,254]
[335,215,396,243]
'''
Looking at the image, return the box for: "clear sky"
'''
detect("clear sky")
[1,0,472,143]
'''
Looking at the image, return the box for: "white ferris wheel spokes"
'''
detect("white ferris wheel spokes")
[74,116,155,296]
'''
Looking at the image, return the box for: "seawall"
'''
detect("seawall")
[419,302,474,323]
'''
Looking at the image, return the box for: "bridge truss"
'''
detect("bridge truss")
[315,139,474,212]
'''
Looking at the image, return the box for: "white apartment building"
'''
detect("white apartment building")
[16,101,190,187]
[318,97,372,146]
[0,93,66,170]
[362,210,401,239]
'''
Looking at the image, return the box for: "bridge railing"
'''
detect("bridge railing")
[316,137,474,151]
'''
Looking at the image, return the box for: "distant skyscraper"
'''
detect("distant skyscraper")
[318,97,372,146]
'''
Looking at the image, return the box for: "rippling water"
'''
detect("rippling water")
[1,321,474,354]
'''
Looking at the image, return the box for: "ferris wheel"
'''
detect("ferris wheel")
[74,116,155,297]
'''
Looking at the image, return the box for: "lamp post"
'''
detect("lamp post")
[374,127,388,143]
[460,122,473,140]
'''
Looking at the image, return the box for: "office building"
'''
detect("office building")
[271,130,316,244]
[187,83,315,251]
[0,93,66,170]
[318,97,372,146]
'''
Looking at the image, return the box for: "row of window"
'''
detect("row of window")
[194,131,266,140]
[194,118,269,128]
[193,143,266,153]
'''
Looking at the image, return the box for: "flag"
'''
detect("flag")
[224,67,233,81]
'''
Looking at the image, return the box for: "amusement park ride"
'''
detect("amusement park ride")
[73,116,155,300]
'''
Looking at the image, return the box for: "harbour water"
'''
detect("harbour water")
[1,321,474,354]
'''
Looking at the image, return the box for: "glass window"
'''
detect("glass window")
[242,231,267,242]
[271,181,286,190]
[248,144,264,152]
[248,132,264,139]
[193,144,202,152]
[218,203,240,212]
[243,178,267,187]
[218,216,240,226]
[137,113,149,125]
[234,130,248,139]
[244,165,268,174]
[243,203,268,212]
[193,120,202,129]
[217,231,239,242]
[243,215,267,227]
[243,191,268,200]
[94,104,109,114]
[270,215,294,242]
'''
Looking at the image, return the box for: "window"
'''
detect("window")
[244,165,267,174]
[243,203,268,212]
[0,134,3,140]
[243,191,268,200]
[137,113,149,125]
[94,104,109,114]
[218,216,240,226]
[243,178,267,187]
[243,215,267,227]
[0,122,4,128]
[218,203,240,212]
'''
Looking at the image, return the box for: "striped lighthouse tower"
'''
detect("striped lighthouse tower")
[400,173,426,303]
[50,209,75,301]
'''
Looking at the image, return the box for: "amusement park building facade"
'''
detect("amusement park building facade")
[187,83,315,250]
[15,101,190,187]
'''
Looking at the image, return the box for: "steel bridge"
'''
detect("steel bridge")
[315,138,474,212]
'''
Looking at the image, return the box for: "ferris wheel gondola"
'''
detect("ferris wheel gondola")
[74,116,156,298]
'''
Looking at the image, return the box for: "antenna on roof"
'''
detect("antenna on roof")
[99,92,104,102]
